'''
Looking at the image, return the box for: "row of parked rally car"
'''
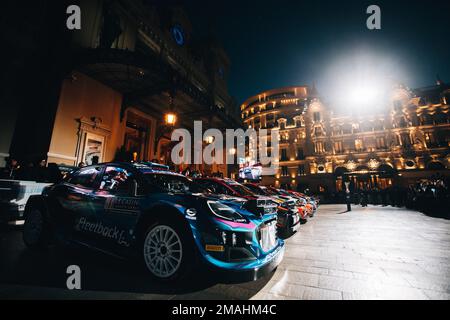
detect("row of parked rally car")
[19,162,319,282]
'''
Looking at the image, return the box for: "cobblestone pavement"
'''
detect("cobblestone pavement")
[252,204,450,300]
[1,204,449,299]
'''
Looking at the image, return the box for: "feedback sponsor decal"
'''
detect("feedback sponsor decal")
[75,217,130,247]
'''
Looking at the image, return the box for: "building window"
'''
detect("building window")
[297,165,305,176]
[286,117,295,127]
[334,141,343,154]
[405,160,415,168]
[314,127,323,136]
[313,112,321,122]
[354,139,363,151]
[420,114,433,125]
[280,148,288,161]
[361,122,373,132]
[296,148,304,160]
[425,132,437,147]
[376,136,386,149]
[434,112,447,124]
[400,133,412,147]
[332,126,342,136]
[374,121,384,131]
[281,166,288,176]
[398,116,408,128]
[314,141,325,154]
[343,124,352,134]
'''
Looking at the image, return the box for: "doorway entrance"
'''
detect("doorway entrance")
[124,111,152,161]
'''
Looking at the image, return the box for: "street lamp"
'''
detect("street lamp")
[165,112,177,126]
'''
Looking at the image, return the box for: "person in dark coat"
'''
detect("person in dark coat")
[2,157,21,179]
[18,162,36,181]
[35,159,49,182]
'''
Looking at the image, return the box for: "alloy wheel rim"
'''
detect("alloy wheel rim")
[143,225,183,278]
[24,209,43,244]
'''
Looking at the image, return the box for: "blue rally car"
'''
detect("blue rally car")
[22,162,284,281]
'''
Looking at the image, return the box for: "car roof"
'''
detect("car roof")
[244,182,259,186]
[196,177,222,181]
[196,177,229,183]
[79,162,185,176]
[197,177,244,186]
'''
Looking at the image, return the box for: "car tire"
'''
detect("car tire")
[141,219,195,281]
[23,208,51,249]
[281,228,295,239]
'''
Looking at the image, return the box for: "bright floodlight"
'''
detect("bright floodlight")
[319,47,408,113]
[348,83,382,107]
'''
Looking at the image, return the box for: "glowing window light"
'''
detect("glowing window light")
[346,160,357,171]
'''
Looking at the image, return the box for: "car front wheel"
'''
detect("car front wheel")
[142,222,193,281]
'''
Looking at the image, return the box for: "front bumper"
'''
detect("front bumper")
[191,208,284,281]
[277,211,300,237]
[204,243,285,281]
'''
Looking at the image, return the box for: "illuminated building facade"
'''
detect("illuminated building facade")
[1,0,240,177]
[241,83,450,194]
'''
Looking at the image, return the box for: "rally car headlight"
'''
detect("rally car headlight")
[207,201,247,223]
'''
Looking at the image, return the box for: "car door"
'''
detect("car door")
[51,165,103,242]
[89,165,143,253]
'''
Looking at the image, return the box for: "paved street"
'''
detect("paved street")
[253,205,450,300]
[1,204,449,299]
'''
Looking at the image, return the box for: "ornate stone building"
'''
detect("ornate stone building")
[1,0,240,177]
[241,83,450,194]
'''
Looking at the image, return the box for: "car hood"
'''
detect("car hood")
[161,192,277,220]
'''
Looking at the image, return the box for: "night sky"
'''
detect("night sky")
[185,0,450,105]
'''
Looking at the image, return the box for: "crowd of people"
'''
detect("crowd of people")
[1,157,62,183]
[319,175,449,219]
[404,174,450,218]
[348,175,450,218]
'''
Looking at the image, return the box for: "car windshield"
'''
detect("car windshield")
[245,184,266,196]
[260,186,277,196]
[227,183,255,197]
[278,189,291,196]
[144,173,206,194]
